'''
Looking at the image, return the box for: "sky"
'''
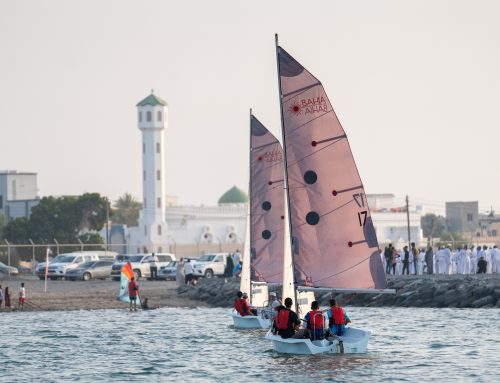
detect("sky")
[1,0,499,214]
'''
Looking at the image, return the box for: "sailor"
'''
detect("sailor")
[275,297,301,339]
[128,277,139,312]
[326,299,351,337]
[304,301,324,341]
[266,292,280,319]
[233,291,255,316]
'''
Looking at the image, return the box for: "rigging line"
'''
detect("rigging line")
[285,109,334,137]
[252,160,284,174]
[282,82,322,101]
[293,199,355,230]
[252,141,281,151]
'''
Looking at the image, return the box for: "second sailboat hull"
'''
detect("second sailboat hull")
[231,312,271,329]
[265,327,370,354]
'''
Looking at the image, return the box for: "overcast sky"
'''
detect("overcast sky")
[1,1,499,213]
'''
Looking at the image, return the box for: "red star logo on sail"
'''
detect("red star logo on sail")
[289,101,302,116]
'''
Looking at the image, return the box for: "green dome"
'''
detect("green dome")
[218,186,248,204]
[136,92,167,107]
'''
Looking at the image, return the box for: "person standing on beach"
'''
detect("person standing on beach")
[4,286,11,308]
[18,283,26,310]
[128,277,139,311]
[0,285,3,308]
[148,252,159,280]
[184,259,194,285]
[176,258,185,287]
[425,246,434,274]
[401,246,410,275]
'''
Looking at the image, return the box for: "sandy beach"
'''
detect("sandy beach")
[0,275,208,311]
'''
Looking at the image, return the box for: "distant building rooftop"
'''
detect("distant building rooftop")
[136,91,167,107]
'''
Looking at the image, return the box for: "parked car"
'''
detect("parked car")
[36,251,118,280]
[65,260,115,281]
[0,261,19,276]
[157,261,178,281]
[110,253,176,280]
[192,253,228,278]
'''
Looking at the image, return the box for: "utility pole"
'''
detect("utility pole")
[406,195,411,248]
[105,197,110,252]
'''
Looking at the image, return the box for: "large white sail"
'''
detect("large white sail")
[276,44,387,291]
[249,114,284,284]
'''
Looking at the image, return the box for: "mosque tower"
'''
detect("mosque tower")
[136,90,168,253]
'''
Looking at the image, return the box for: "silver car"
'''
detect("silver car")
[65,260,114,281]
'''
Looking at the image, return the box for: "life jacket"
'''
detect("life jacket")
[329,306,345,326]
[275,309,290,330]
[307,309,324,330]
[234,298,245,316]
[128,281,138,296]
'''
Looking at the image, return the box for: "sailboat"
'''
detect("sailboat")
[265,36,394,354]
[231,112,285,329]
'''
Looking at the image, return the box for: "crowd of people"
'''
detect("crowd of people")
[381,242,500,275]
[0,282,26,310]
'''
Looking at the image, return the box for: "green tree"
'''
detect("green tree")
[113,193,141,227]
[421,213,447,238]
[4,217,29,242]
[0,213,7,240]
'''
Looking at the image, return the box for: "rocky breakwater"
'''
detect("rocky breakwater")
[177,274,500,309]
[344,274,499,308]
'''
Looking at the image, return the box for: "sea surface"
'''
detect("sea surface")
[0,307,498,383]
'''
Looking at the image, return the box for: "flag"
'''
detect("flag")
[118,262,133,303]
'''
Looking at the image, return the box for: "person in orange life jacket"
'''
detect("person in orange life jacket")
[326,299,351,337]
[242,292,258,316]
[128,276,139,312]
[304,300,325,340]
[274,297,301,338]
[233,291,257,316]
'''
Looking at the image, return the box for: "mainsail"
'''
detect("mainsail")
[249,113,284,284]
[276,44,387,290]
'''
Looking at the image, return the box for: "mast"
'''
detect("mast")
[275,34,299,313]
[239,110,252,298]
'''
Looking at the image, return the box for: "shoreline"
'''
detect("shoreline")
[1,274,499,312]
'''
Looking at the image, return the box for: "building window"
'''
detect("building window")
[144,225,147,235]
[157,170,161,180]
[156,142,160,153]
[467,213,473,221]
[143,170,146,181]
[157,197,161,208]
[146,111,152,122]
[157,225,162,235]
[143,143,145,154]
[157,111,162,122]
[139,111,142,122]
[492,230,498,236]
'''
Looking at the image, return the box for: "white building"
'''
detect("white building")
[127,92,169,253]
[0,170,40,220]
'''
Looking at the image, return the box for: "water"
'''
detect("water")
[0,307,498,382]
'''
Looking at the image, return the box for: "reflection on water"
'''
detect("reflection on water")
[0,306,498,382]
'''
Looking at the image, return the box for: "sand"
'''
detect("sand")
[0,274,208,311]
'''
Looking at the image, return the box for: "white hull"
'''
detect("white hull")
[265,327,370,355]
[231,312,271,329]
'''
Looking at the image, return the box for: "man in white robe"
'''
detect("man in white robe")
[434,247,441,274]
[457,246,465,274]
[443,245,452,275]
[438,247,447,275]
[492,246,500,273]
[417,249,425,275]
[470,246,478,274]
[484,246,493,274]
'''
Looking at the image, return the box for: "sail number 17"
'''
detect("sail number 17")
[358,211,367,226]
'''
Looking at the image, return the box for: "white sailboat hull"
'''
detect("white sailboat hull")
[231,312,271,329]
[265,327,370,354]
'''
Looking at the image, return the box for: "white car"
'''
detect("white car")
[0,261,19,276]
[193,253,228,278]
[111,253,176,280]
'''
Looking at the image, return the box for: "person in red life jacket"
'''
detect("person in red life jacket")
[241,292,258,316]
[326,298,351,336]
[233,291,257,316]
[304,300,325,340]
[128,276,139,312]
[275,297,302,338]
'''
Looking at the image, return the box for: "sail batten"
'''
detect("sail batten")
[277,45,387,290]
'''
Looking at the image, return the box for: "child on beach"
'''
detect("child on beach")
[5,286,11,308]
[18,283,26,310]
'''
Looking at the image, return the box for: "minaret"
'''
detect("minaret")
[136,90,168,253]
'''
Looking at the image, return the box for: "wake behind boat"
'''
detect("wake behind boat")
[265,35,394,355]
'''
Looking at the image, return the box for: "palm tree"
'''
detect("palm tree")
[113,193,142,227]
